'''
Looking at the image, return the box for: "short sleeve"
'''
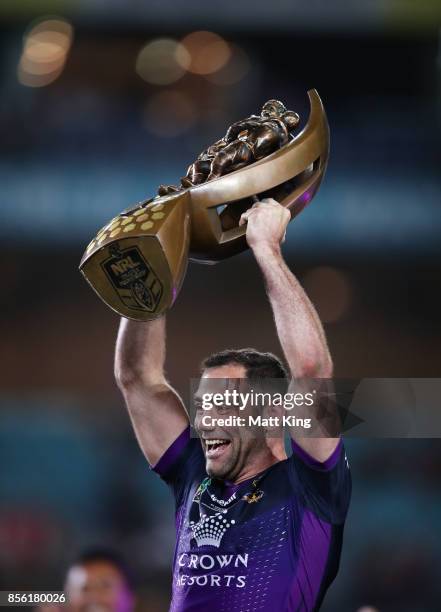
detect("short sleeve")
[151,427,205,506]
[287,439,351,524]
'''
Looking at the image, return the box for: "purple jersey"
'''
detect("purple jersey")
[153,428,351,612]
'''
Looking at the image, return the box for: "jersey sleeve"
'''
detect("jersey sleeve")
[151,426,205,506]
[287,439,351,524]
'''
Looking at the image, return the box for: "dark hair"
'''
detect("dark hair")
[71,548,135,590]
[202,348,288,391]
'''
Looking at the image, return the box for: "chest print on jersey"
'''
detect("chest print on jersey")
[188,474,267,547]
[188,513,236,548]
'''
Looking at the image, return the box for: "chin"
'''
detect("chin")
[203,443,235,478]
[206,462,222,478]
[206,460,230,480]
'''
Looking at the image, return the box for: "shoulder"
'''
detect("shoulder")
[151,427,206,503]
[286,440,352,524]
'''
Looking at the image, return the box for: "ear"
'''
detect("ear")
[283,111,300,129]
[263,401,284,420]
[261,402,284,438]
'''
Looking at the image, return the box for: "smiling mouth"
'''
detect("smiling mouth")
[203,438,231,459]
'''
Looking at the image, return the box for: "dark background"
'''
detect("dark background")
[0,1,440,610]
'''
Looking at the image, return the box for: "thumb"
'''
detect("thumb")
[239,211,250,226]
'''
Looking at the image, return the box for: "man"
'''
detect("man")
[115,199,351,611]
[64,549,135,612]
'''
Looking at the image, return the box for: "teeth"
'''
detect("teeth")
[206,439,227,446]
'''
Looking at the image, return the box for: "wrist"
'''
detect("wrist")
[250,241,282,259]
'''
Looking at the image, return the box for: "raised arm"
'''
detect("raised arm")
[114,316,189,466]
[240,198,339,461]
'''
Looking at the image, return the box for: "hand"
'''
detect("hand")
[239,198,290,252]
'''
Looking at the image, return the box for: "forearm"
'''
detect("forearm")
[255,245,340,456]
[114,315,189,464]
[253,244,333,378]
[226,118,259,141]
[114,316,167,388]
[242,198,338,459]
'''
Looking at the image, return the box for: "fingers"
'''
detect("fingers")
[258,197,280,206]
[259,198,291,221]
[240,198,289,226]
[249,198,289,214]
[239,199,268,224]
[239,209,251,226]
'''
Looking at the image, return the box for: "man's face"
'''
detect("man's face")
[261,100,286,118]
[194,364,266,481]
[65,561,134,612]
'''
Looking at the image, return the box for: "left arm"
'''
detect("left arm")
[240,198,340,462]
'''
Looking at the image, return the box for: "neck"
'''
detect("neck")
[229,442,287,484]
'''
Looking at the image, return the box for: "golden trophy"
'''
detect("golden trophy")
[79,90,329,320]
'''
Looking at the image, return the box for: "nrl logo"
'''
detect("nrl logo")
[102,243,163,313]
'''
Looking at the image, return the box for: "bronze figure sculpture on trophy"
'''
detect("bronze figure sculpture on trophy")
[158,99,300,195]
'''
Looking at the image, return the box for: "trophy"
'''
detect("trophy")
[79,89,329,320]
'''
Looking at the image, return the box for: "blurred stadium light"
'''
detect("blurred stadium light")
[17,18,73,87]
[0,6,438,255]
[135,38,190,85]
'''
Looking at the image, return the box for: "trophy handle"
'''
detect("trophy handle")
[188,89,329,263]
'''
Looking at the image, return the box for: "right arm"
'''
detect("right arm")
[114,316,189,466]
[225,117,261,142]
